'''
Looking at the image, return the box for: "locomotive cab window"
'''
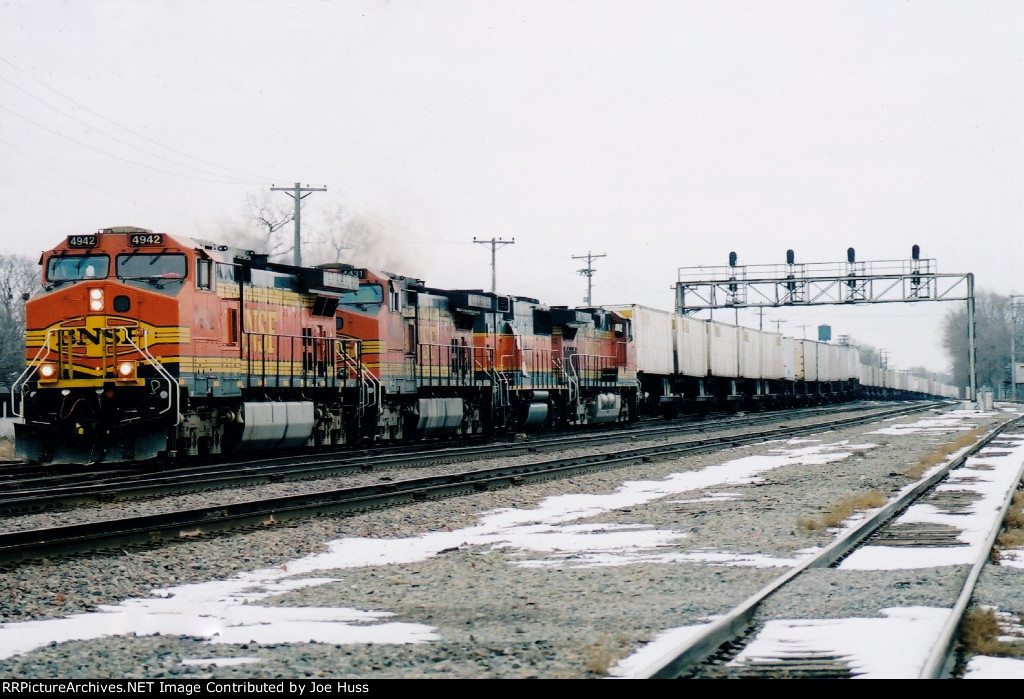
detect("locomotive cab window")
[116,253,187,283]
[388,283,401,312]
[216,263,237,285]
[338,284,383,315]
[47,255,110,283]
[197,259,212,290]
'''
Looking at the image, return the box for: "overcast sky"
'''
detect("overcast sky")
[2,1,1021,376]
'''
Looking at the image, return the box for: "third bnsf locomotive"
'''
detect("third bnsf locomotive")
[13,227,638,462]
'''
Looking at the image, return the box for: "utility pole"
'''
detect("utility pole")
[967,273,977,402]
[572,251,606,305]
[1011,295,1024,402]
[473,237,515,293]
[271,182,327,267]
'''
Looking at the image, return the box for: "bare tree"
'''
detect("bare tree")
[943,291,1010,391]
[315,203,372,263]
[247,191,293,260]
[217,195,413,273]
[210,192,295,261]
[0,254,40,387]
[310,203,409,273]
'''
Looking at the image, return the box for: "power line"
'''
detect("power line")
[0,73,267,185]
[0,55,281,183]
[0,102,260,185]
[0,134,201,219]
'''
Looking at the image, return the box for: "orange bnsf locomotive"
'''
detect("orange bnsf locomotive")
[13,227,638,463]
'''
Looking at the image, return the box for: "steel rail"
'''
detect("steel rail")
[636,414,1022,679]
[920,427,1024,678]
[0,403,939,515]
[0,403,942,564]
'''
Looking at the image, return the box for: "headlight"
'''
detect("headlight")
[89,287,104,312]
[117,361,136,379]
[38,363,57,381]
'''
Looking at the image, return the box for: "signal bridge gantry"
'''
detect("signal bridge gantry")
[674,247,977,400]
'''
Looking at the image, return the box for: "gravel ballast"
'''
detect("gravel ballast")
[0,403,1021,679]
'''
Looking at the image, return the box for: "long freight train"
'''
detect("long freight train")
[11,227,957,463]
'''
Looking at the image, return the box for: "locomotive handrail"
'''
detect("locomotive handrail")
[568,351,619,387]
[499,346,555,389]
[465,347,509,424]
[362,368,381,412]
[416,342,488,387]
[563,354,579,406]
[416,343,442,386]
[337,339,379,412]
[471,347,497,377]
[10,329,56,419]
[242,332,338,390]
[493,369,511,427]
[124,328,179,424]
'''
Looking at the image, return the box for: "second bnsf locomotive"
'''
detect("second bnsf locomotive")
[13,227,638,463]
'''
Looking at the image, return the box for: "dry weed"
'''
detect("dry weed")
[584,638,624,676]
[799,490,888,531]
[995,493,1024,553]
[1004,492,1024,529]
[0,438,12,460]
[906,427,987,480]
[960,607,1024,658]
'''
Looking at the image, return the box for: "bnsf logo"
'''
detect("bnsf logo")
[61,327,140,345]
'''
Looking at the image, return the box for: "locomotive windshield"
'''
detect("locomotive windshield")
[116,253,187,281]
[47,255,110,282]
[338,284,383,315]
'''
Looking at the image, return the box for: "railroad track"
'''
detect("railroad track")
[0,401,943,564]
[613,414,1024,679]
[0,401,938,515]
